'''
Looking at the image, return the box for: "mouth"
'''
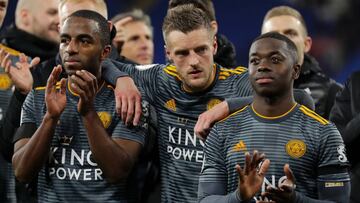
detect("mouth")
[188,70,202,78]
[255,76,274,84]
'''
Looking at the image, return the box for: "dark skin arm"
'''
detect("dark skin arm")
[71,70,141,183]
[12,65,66,182]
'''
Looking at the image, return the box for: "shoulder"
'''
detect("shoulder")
[219,105,249,124]
[218,66,248,80]
[298,105,330,125]
[163,64,181,80]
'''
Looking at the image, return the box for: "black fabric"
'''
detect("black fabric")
[214,34,237,68]
[294,54,343,119]
[0,24,58,61]
[330,71,360,203]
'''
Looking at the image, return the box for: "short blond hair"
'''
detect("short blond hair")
[263,6,308,36]
[59,0,108,19]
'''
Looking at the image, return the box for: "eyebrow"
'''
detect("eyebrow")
[250,50,283,57]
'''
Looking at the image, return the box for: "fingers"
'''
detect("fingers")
[116,95,122,116]
[132,96,142,126]
[235,164,244,183]
[30,57,41,68]
[283,164,296,184]
[46,65,62,94]
[194,114,211,140]
[258,159,270,176]
[59,78,67,95]
[244,152,251,175]
[121,96,128,122]
[125,97,135,125]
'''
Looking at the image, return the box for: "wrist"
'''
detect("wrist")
[44,112,60,124]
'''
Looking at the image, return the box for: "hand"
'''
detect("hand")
[236,151,270,201]
[195,101,230,140]
[115,76,142,126]
[0,49,40,94]
[262,164,296,203]
[112,16,133,54]
[69,70,98,116]
[45,65,67,119]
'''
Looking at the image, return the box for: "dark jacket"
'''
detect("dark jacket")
[0,24,58,61]
[329,71,360,203]
[214,34,237,68]
[294,54,343,119]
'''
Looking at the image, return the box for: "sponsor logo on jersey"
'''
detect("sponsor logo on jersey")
[325,182,344,187]
[286,139,306,158]
[0,73,12,90]
[232,140,247,152]
[58,135,74,146]
[337,145,348,163]
[165,99,176,112]
[207,98,222,110]
[97,111,111,128]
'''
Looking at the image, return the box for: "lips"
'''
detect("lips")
[255,76,274,84]
[188,69,202,78]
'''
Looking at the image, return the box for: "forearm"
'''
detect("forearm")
[226,96,253,114]
[293,179,350,203]
[198,181,254,203]
[200,191,253,203]
[12,113,57,182]
[101,58,129,86]
[82,111,134,183]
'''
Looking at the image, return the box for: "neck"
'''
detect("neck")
[182,64,216,93]
[252,91,296,117]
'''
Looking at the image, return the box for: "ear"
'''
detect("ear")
[213,35,218,55]
[210,21,218,34]
[303,36,312,53]
[20,9,31,27]
[107,21,113,32]
[101,45,111,60]
[164,44,171,59]
[292,63,301,80]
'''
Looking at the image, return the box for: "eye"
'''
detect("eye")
[195,46,208,55]
[175,50,189,57]
[80,38,91,45]
[284,30,298,38]
[60,37,69,44]
[271,56,280,64]
[250,58,259,65]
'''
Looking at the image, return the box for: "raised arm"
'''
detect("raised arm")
[70,69,143,183]
[12,65,66,182]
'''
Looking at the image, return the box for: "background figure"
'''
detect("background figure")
[261,6,342,119]
[0,0,59,61]
[111,9,154,65]
[0,1,59,202]
[330,71,360,203]
[168,0,237,68]
[0,0,15,202]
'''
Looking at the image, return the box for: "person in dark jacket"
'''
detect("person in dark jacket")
[0,0,60,61]
[168,0,237,68]
[330,71,360,203]
[262,5,342,119]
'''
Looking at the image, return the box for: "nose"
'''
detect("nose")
[65,40,78,55]
[257,60,271,72]
[189,51,200,66]
[139,37,152,50]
